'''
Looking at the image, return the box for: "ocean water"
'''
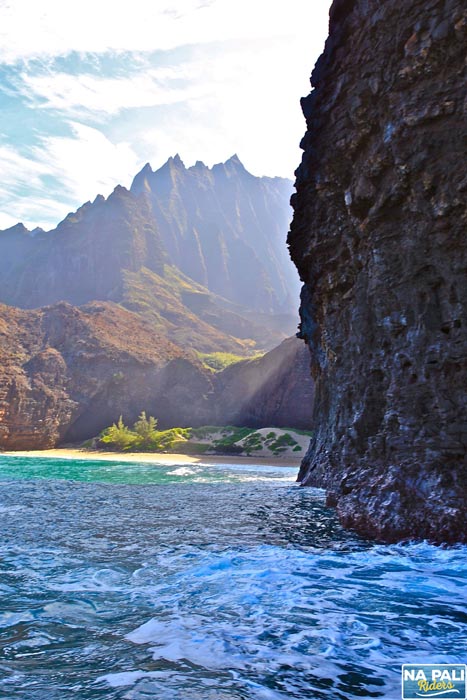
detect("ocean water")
[0,456,466,700]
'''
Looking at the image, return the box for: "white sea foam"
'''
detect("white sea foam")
[97,670,172,688]
[170,467,197,476]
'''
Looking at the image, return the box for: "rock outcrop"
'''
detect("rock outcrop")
[289,0,467,543]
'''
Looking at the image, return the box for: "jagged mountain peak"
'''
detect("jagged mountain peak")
[140,162,153,175]
[212,154,249,178]
[131,163,154,195]
[226,153,243,166]
[171,153,184,166]
[159,154,185,172]
[130,154,256,195]
[109,183,131,199]
[131,156,187,194]
[1,222,31,236]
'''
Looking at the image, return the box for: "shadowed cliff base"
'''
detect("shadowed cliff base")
[288,0,467,543]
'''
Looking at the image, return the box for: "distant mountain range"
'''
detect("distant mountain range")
[0,156,313,449]
[0,155,299,353]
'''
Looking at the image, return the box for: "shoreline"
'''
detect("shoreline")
[1,447,301,469]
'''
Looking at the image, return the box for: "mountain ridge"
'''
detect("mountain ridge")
[0,155,299,354]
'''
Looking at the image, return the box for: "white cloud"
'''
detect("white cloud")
[35,123,141,203]
[0,211,24,229]
[0,144,61,227]
[0,0,329,62]
[0,144,45,192]
[0,198,73,231]
[14,29,326,178]
[110,36,321,178]
[0,126,141,228]
[19,67,207,115]
[0,0,331,226]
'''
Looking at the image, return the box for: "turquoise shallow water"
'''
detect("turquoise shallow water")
[0,456,466,700]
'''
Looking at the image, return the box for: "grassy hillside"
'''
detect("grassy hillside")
[121,265,292,354]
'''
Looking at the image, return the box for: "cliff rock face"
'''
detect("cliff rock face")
[214,337,313,429]
[289,0,467,543]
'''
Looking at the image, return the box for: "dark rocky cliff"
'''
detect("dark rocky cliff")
[289,0,467,543]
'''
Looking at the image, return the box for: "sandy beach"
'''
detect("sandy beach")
[1,448,301,468]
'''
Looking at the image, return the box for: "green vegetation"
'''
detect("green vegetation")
[99,413,190,452]
[242,433,263,454]
[270,433,296,448]
[191,426,256,442]
[268,432,298,455]
[133,411,159,449]
[280,427,313,437]
[212,426,256,449]
[96,419,309,458]
[196,351,263,372]
[100,416,139,451]
[121,266,258,355]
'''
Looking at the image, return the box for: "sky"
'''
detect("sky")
[0,0,331,230]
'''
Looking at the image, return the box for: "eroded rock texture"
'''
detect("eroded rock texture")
[289,0,467,543]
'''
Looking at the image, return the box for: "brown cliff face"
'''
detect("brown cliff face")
[0,308,76,449]
[288,0,467,543]
[0,302,214,449]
